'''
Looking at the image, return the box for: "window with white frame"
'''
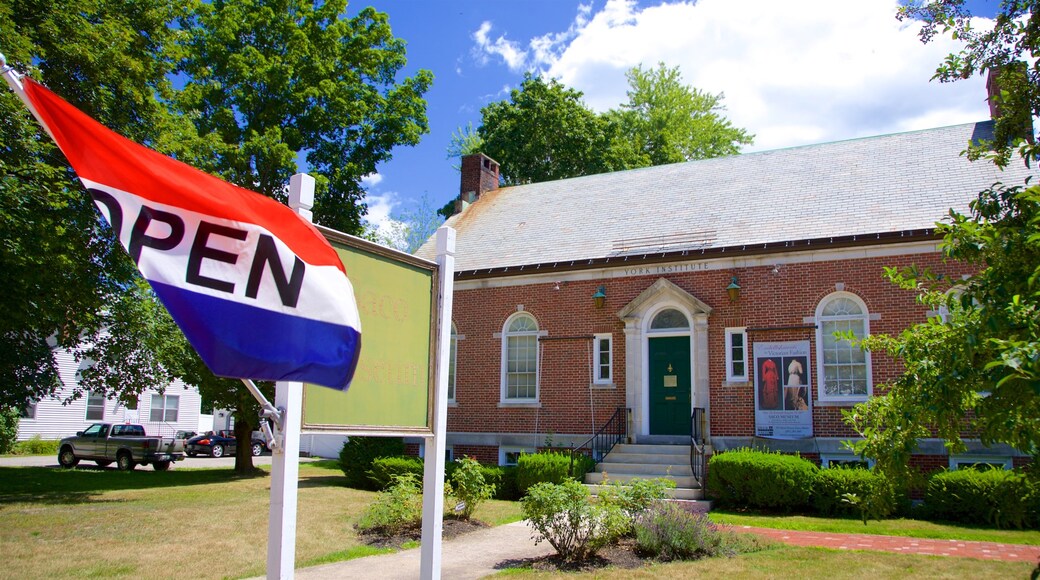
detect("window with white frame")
[502,313,539,401]
[499,446,534,466]
[448,323,458,402]
[725,327,748,382]
[149,394,180,422]
[20,402,37,419]
[85,391,105,421]
[816,292,872,401]
[593,333,612,385]
[950,455,1011,471]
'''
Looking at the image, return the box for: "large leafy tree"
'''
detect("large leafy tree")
[177,0,433,233]
[0,0,194,412]
[612,63,753,167]
[477,74,612,185]
[846,1,1040,476]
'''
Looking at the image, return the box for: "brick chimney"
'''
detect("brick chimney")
[986,62,1034,143]
[456,153,500,214]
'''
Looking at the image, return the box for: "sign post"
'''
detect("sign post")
[419,227,455,579]
[266,173,314,579]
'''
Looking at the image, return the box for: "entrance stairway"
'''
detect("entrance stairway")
[583,443,708,503]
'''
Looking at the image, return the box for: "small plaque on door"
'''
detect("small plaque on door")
[665,396,677,401]
[663,375,677,387]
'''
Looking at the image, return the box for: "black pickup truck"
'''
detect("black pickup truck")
[58,423,185,471]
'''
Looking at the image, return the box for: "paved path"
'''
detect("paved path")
[735,526,1040,563]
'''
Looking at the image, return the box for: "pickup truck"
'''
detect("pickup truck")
[58,423,185,471]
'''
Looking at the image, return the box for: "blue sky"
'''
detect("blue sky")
[351,0,1001,236]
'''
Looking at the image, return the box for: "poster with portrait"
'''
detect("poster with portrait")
[753,341,812,439]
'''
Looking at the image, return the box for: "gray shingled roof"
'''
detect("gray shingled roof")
[418,122,1036,273]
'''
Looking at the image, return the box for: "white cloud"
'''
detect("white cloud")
[492,0,994,152]
[360,172,383,188]
[362,191,404,239]
[472,21,528,71]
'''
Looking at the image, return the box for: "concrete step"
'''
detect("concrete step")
[595,461,693,476]
[585,471,699,488]
[604,451,690,466]
[611,443,692,456]
[585,483,705,501]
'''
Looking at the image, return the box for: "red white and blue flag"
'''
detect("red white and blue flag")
[17,77,362,391]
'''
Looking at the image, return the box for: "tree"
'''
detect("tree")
[361,193,444,254]
[177,0,433,234]
[477,74,613,185]
[0,0,195,412]
[464,67,751,185]
[846,1,1040,476]
[613,63,753,166]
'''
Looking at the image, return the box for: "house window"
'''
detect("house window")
[85,391,105,421]
[593,334,612,385]
[149,394,180,423]
[20,402,37,419]
[950,455,1011,471]
[448,324,458,402]
[821,454,872,469]
[499,447,533,467]
[502,313,539,401]
[650,308,690,330]
[725,327,748,382]
[816,292,872,402]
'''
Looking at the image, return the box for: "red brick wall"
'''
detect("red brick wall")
[448,250,974,442]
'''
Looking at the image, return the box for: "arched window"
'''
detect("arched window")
[502,313,539,401]
[649,308,690,331]
[448,323,458,402]
[816,292,871,401]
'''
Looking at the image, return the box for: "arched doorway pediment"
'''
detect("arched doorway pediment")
[617,278,713,322]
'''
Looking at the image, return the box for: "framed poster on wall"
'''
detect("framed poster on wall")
[753,340,812,439]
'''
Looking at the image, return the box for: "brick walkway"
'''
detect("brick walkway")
[735,525,1040,563]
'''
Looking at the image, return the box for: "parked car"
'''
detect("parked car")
[58,423,184,471]
[185,430,266,458]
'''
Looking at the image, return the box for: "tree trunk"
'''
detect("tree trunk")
[233,419,255,474]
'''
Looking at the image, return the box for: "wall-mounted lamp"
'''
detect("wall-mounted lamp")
[592,286,607,309]
[726,276,742,303]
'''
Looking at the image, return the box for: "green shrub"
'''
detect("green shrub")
[634,502,728,560]
[516,451,573,495]
[0,408,19,455]
[598,477,674,535]
[11,435,59,456]
[520,479,628,562]
[491,465,521,500]
[813,466,899,520]
[925,467,1039,529]
[356,474,423,535]
[338,436,405,490]
[447,457,495,520]
[706,448,818,511]
[368,456,424,490]
[570,453,596,478]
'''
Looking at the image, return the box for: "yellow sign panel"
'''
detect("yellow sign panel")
[302,229,437,435]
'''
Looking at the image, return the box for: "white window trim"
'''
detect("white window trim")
[820,454,874,469]
[592,333,613,386]
[499,312,543,403]
[149,394,180,423]
[447,324,460,404]
[949,455,1012,470]
[815,291,873,404]
[724,327,748,382]
[85,391,105,421]
[499,446,534,467]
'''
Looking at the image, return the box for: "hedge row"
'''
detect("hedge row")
[925,467,1039,529]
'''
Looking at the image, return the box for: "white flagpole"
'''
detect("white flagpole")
[266,173,313,579]
[1,53,57,143]
[419,226,455,580]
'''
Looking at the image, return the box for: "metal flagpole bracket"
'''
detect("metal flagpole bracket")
[240,379,285,452]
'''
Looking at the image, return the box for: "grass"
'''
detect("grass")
[492,546,1036,578]
[708,509,1040,545]
[0,460,522,579]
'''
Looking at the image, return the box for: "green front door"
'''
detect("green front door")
[649,336,691,435]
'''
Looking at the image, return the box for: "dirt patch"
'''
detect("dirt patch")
[506,538,649,573]
[357,517,491,550]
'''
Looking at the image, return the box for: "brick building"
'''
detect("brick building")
[416,121,1034,493]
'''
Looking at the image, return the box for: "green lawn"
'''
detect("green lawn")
[708,509,1040,545]
[0,460,521,579]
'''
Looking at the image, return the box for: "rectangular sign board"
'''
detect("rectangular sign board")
[302,227,438,436]
[753,340,812,439]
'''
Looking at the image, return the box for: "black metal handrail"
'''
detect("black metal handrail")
[569,407,629,477]
[690,407,706,486]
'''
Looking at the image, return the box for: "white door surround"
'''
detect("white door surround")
[617,278,712,439]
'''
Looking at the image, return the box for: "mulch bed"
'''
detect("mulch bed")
[357,517,491,550]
